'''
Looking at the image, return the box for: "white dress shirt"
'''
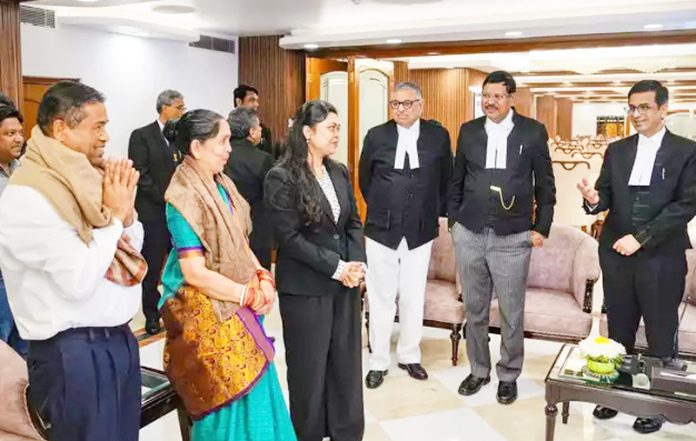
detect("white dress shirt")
[0,185,143,340]
[628,126,666,186]
[485,110,515,169]
[394,119,420,169]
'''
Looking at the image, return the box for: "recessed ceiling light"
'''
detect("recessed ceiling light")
[505,31,523,38]
[152,5,196,14]
[386,39,402,44]
[612,81,622,85]
[643,23,663,30]
[304,43,319,50]
[563,81,572,86]
[426,51,440,55]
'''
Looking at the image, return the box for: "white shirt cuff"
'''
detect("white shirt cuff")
[332,260,347,280]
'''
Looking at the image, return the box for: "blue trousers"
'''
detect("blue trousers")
[27,324,141,441]
[0,272,27,357]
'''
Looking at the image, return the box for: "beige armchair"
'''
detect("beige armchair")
[487,224,600,342]
[0,341,43,441]
[599,246,696,359]
[364,218,465,366]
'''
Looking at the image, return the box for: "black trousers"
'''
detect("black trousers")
[142,220,172,321]
[27,324,141,441]
[600,249,686,358]
[279,289,364,441]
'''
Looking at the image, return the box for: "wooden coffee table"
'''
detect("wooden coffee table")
[544,344,696,441]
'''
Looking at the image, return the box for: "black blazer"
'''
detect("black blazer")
[224,138,274,253]
[586,130,696,254]
[128,121,177,223]
[448,111,556,237]
[264,160,366,296]
[359,119,452,250]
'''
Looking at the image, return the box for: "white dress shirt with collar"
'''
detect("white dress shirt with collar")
[628,126,666,186]
[0,185,144,340]
[394,119,420,170]
[485,110,515,169]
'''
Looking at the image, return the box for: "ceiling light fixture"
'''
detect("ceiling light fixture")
[304,43,319,50]
[563,81,572,85]
[427,52,440,55]
[643,23,663,30]
[386,39,402,44]
[505,31,523,38]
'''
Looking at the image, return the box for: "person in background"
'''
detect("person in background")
[0,98,27,357]
[128,89,186,335]
[265,100,366,441]
[225,107,274,270]
[234,84,275,157]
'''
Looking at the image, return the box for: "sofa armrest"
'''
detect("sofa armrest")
[571,236,600,310]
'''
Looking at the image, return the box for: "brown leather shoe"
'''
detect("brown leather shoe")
[398,363,428,380]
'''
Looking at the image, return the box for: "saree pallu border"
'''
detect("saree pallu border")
[161,285,275,420]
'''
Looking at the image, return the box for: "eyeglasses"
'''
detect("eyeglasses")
[481,93,510,102]
[389,99,420,110]
[625,104,654,115]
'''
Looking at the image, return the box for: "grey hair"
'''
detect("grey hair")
[394,81,422,99]
[228,107,259,139]
[156,89,184,113]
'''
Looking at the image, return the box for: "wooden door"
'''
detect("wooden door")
[22,76,76,136]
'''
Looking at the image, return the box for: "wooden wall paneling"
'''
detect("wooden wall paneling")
[514,87,534,119]
[536,95,557,138]
[392,61,409,89]
[408,67,486,148]
[0,0,23,109]
[239,35,305,146]
[555,98,573,140]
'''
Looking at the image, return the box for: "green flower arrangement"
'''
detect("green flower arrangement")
[578,336,626,383]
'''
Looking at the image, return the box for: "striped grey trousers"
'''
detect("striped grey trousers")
[452,223,532,382]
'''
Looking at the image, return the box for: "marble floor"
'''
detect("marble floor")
[135,298,696,441]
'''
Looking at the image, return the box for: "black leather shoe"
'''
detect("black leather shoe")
[365,370,387,389]
[398,363,428,380]
[145,317,162,335]
[592,405,618,420]
[633,417,663,434]
[496,381,518,405]
[457,374,490,396]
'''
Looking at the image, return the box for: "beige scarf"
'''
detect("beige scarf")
[10,125,147,286]
[165,155,258,322]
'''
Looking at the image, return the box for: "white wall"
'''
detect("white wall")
[571,102,627,138]
[21,23,238,158]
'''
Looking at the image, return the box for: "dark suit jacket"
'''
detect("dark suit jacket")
[264,160,366,296]
[128,121,177,223]
[224,138,274,254]
[258,124,273,157]
[586,130,696,254]
[449,111,556,237]
[359,119,452,250]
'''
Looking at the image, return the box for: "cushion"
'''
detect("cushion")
[678,303,696,357]
[489,288,592,340]
[0,341,41,440]
[427,218,456,283]
[423,279,464,324]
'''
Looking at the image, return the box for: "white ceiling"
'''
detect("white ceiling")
[28,0,696,46]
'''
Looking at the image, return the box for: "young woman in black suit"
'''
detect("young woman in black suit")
[264,100,366,441]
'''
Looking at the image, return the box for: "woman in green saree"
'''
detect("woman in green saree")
[158,109,296,441]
